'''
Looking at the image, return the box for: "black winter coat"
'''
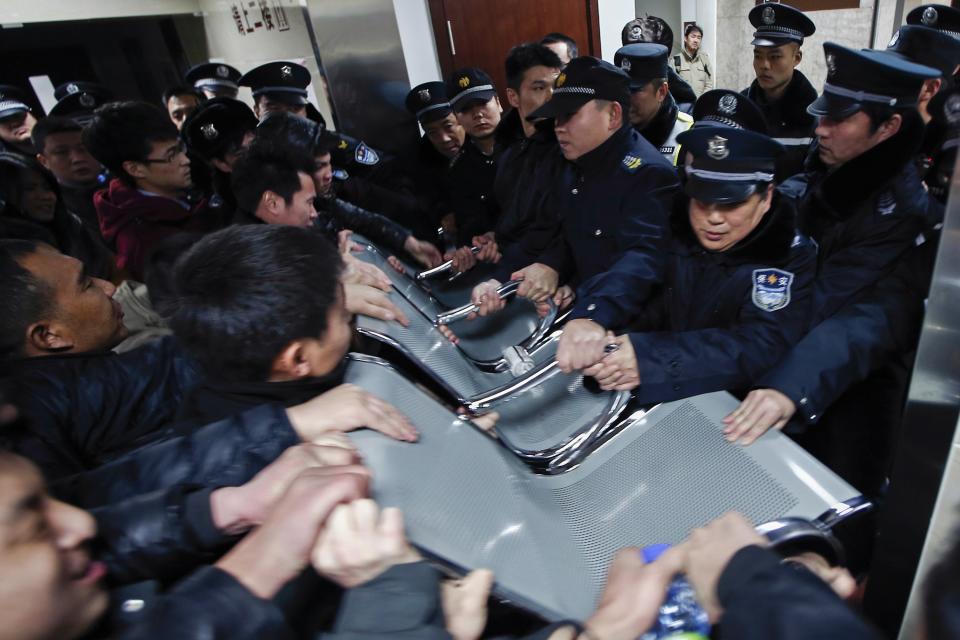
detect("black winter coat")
[627,193,816,404]
[541,125,679,330]
[445,137,503,246]
[742,70,818,180]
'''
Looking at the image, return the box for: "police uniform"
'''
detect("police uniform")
[626,127,816,405]
[741,3,818,179]
[525,57,679,330]
[50,82,113,126]
[185,62,242,100]
[0,85,36,157]
[759,42,939,498]
[887,24,960,209]
[239,61,311,113]
[444,68,503,246]
[615,44,694,165]
[620,19,697,111]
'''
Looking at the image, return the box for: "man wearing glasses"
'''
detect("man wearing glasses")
[84,101,215,280]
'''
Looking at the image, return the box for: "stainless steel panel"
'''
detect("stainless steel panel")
[304,0,418,154]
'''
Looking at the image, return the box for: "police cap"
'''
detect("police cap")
[49,82,114,125]
[808,41,941,119]
[447,68,497,112]
[621,16,674,48]
[185,62,242,92]
[182,97,258,163]
[886,25,960,78]
[614,43,670,90]
[677,125,784,204]
[0,85,32,121]
[406,81,452,125]
[239,61,311,104]
[527,56,630,120]
[693,90,769,134]
[907,4,960,39]
[749,2,816,47]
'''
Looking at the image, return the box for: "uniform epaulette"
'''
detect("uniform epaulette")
[621,153,643,173]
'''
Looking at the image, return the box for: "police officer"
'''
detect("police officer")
[0,85,37,157]
[185,62,242,100]
[621,17,697,111]
[674,23,713,97]
[724,42,939,500]
[741,2,817,179]
[49,82,113,127]
[181,97,259,225]
[444,67,504,247]
[886,25,960,123]
[582,126,816,405]
[615,43,694,165]
[469,56,679,373]
[907,3,960,47]
[239,61,312,120]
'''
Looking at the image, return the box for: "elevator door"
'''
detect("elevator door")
[428,0,601,101]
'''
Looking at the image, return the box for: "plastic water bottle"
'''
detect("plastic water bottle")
[638,544,710,640]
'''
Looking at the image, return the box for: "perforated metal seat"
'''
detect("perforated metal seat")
[344,354,869,622]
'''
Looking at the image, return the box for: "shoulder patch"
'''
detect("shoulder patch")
[332,168,349,181]
[752,268,794,312]
[354,141,380,166]
[875,190,897,216]
[622,154,643,172]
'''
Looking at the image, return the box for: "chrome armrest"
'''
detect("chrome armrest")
[416,246,481,280]
[435,280,559,337]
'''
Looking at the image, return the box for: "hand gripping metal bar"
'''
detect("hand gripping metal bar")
[416,246,481,280]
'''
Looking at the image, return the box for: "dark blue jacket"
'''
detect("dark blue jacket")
[627,193,816,404]
[539,125,679,330]
[445,136,502,246]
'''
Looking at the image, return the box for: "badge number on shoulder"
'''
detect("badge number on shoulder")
[752,268,793,312]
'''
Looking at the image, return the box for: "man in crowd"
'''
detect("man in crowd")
[32,116,104,234]
[163,85,204,131]
[615,43,694,165]
[0,85,37,157]
[741,2,817,178]
[540,32,578,66]
[240,61,311,120]
[674,23,713,97]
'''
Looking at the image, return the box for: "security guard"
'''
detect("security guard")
[48,82,113,128]
[444,67,503,246]
[615,43,694,165]
[674,23,713,97]
[741,2,817,179]
[470,56,679,373]
[181,97,259,225]
[185,62,242,100]
[886,25,960,123]
[726,42,940,499]
[692,89,768,133]
[239,61,312,120]
[0,85,37,157]
[582,126,816,406]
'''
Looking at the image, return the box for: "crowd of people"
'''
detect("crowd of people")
[0,2,958,638]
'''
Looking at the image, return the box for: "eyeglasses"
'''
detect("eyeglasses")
[141,142,187,164]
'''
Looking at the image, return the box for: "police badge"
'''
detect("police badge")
[707,135,729,160]
[418,88,431,102]
[826,53,837,77]
[458,76,470,88]
[66,83,80,95]
[752,268,793,312]
[556,72,567,87]
[945,94,960,125]
[216,65,229,78]
[201,123,219,140]
[762,5,776,25]
[718,94,737,115]
[354,141,380,166]
[922,6,938,26]
[621,58,631,72]
[79,93,95,108]
[280,65,292,78]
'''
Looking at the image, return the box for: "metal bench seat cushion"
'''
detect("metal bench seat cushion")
[344,356,864,622]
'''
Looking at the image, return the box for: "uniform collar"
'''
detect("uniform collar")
[575,124,633,176]
[640,93,679,148]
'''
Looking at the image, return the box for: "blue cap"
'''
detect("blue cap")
[447,68,497,112]
[527,57,630,120]
[808,41,941,119]
[749,2,815,47]
[406,81,452,124]
[693,90,768,134]
[614,43,670,90]
[886,25,960,77]
[240,61,311,104]
[185,62,242,91]
[0,85,32,121]
[907,4,960,39]
[677,126,784,204]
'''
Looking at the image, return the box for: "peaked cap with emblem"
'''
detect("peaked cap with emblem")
[749,2,815,47]
[808,41,940,119]
[185,62,243,92]
[693,89,768,134]
[527,56,630,120]
[928,85,960,149]
[907,4,960,40]
[614,43,670,90]
[49,81,114,125]
[0,85,33,121]
[405,81,452,124]
[886,24,960,77]
[446,68,497,112]
[239,61,311,104]
[182,97,258,163]
[677,125,784,204]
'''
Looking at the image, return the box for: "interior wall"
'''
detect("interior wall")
[635,0,683,53]
[0,0,199,24]
[393,0,442,87]
[598,0,637,60]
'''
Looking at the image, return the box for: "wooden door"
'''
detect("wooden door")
[428,0,601,101]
